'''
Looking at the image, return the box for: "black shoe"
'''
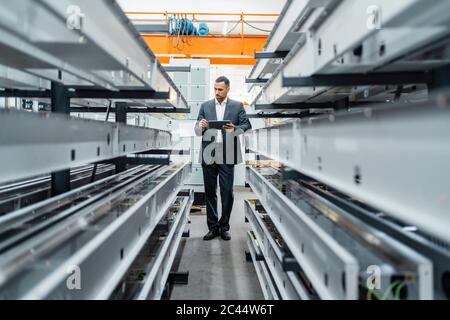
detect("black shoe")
[221,230,231,241]
[203,229,220,241]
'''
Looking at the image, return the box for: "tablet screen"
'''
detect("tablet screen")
[208,120,231,129]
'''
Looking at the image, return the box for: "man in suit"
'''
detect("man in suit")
[194,76,252,241]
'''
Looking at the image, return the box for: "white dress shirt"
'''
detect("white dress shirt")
[214,97,227,143]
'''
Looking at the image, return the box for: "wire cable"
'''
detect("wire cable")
[243,20,272,33]
[224,19,242,35]
[366,280,405,300]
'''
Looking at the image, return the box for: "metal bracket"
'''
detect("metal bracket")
[248,112,311,119]
[255,51,289,59]
[255,103,333,110]
[167,271,189,285]
[101,156,171,166]
[254,100,380,110]
[282,256,302,272]
[182,230,190,238]
[245,248,265,262]
[69,90,171,99]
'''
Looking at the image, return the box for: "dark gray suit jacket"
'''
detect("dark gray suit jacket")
[195,98,252,165]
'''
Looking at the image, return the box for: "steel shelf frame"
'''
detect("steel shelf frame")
[246,165,359,300]
[247,99,450,244]
[245,166,434,299]
[0,0,188,109]
[246,230,281,300]
[135,189,194,300]
[0,162,191,299]
[245,200,314,300]
[254,0,450,106]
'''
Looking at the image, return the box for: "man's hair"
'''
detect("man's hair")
[215,76,230,87]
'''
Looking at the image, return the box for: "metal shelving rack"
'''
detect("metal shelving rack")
[244,0,450,300]
[0,0,193,299]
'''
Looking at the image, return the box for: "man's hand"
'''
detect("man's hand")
[199,119,208,129]
[223,122,235,133]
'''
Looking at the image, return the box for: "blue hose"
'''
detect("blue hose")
[198,22,209,36]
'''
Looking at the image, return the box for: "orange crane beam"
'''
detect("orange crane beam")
[142,34,267,65]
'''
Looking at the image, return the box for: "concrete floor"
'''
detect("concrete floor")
[171,187,264,300]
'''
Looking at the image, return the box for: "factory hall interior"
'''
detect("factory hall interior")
[1,0,450,302]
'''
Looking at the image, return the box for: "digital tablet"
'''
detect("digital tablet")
[208,120,231,130]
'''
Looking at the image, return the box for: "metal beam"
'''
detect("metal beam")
[135,24,170,34]
[0,89,51,98]
[253,101,382,110]
[0,89,171,100]
[246,166,433,300]
[282,72,434,88]
[115,102,128,173]
[246,230,280,299]
[255,51,289,59]
[126,157,170,165]
[70,107,190,114]
[68,90,171,100]
[247,97,450,244]
[0,165,115,214]
[0,163,192,299]
[248,112,311,119]
[288,167,450,300]
[135,188,194,299]
[0,66,50,90]
[0,109,172,184]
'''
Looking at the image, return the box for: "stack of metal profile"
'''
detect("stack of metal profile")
[244,0,450,300]
[0,0,193,300]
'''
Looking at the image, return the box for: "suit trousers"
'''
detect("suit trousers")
[202,163,235,232]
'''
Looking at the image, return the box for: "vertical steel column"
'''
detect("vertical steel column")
[430,65,450,90]
[115,102,128,173]
[333,97,350,111]
[50,81,71,196]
